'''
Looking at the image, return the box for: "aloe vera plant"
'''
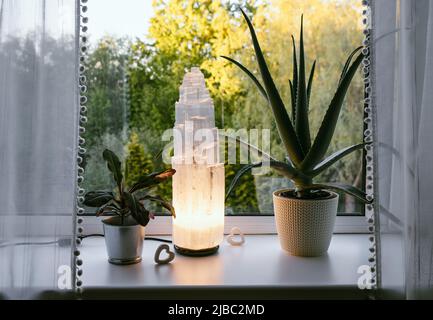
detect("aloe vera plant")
[83,149,176,226]
[222,10,370,203]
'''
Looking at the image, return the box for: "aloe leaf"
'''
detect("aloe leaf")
[307,60,316,106]
[307,143,366,177]
[226,163,261,200]
[289,80,296,122]
[295,15,311,154]
[300,51,364,171]
[338,46,362,85]
[268,160,311,181]
[220,132,278,162]
[83,191,114,207]
[240,8,304,165]
[141,195,176,218]
[302,182,371,204]
[220,55,268,101]
[291,35,298,122]
[226,159,310,200]
[102,149,123,189]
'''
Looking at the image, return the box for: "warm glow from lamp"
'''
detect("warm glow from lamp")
[171,67,224,255]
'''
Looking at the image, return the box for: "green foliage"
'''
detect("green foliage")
[125,132,154,187]
[82,133,124,192]
[82,191,114,207]
[225,164,258,213]
[226,9,305,167]
[84,149,176,226]
[84,37,130,146]
[300,46,364,172]
[224,142,259,213]
[83,0,366,213]
[127,1,250,153]
[152,161,176,209]
[128,42,178,155]
[126,0,258,211]
[224,9,370,203]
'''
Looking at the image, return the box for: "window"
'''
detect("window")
[83,0,367,228]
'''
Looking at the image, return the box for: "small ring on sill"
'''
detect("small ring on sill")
[227,226,245,246]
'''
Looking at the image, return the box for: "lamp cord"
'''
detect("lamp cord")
[0,234,172,248]
[80,234,172,243]
[0,240,60,248]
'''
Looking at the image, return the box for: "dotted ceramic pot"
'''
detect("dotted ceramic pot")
[273,189,339,257]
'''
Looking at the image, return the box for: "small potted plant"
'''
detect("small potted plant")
[83,149,175,265]
[223,10,372,256]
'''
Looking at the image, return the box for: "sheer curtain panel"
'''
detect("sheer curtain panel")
[0,0,79,299]
[373,0,433,298]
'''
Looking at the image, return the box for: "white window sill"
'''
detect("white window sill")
[83,215,369,235]
[81,234,372,298]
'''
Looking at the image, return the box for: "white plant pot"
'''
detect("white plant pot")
[273,189,339,257]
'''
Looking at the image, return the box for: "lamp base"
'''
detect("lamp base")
[174,245,219,257]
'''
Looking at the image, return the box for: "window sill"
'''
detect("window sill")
[81,234,373,299]
[83,215,369,235]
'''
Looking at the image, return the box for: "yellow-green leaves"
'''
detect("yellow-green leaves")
[223,8,369,203]
[220,55,268,101]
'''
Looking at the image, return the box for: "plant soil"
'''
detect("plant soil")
[278,189,335,200]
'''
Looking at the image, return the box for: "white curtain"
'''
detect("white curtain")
[0,0,79,299]
[374,0,433,298]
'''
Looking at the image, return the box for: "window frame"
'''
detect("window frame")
[83,215,369,235]
[80,0,371,236]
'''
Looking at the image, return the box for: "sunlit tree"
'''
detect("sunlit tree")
[230,0,364,211]
[85,0,365,213]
